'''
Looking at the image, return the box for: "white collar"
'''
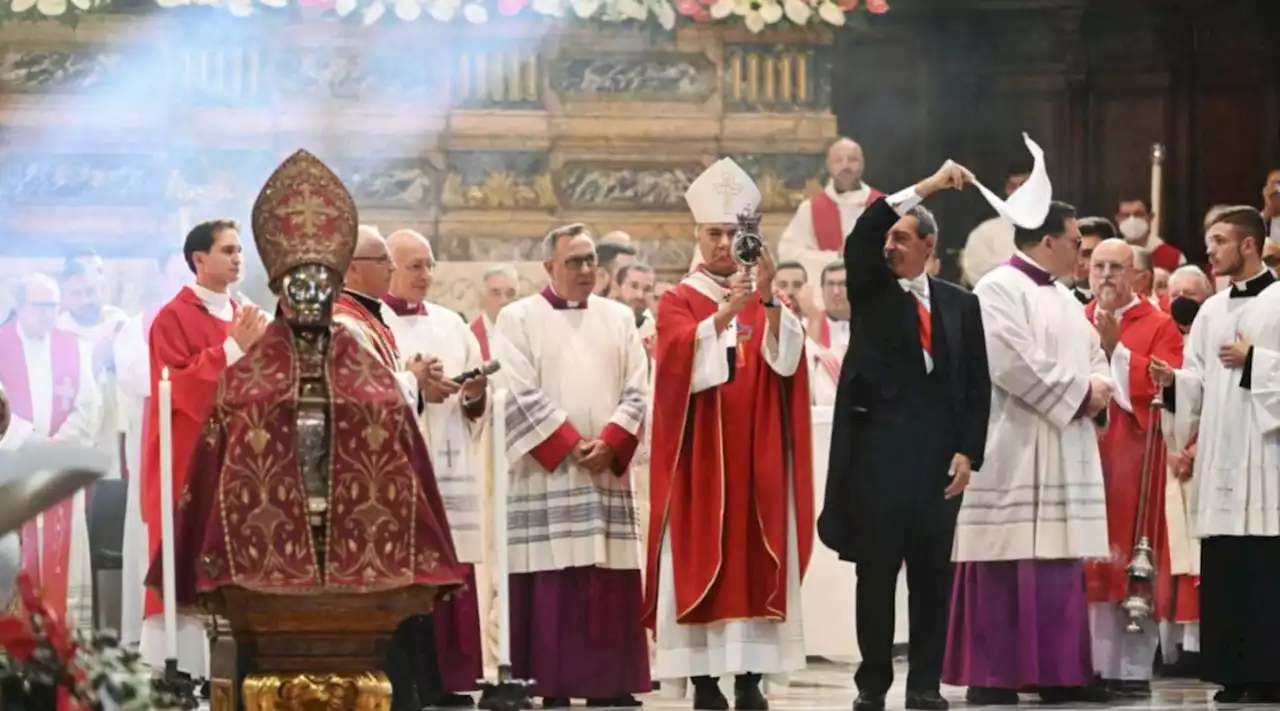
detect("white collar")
[898,272,929,290]
[824,180,869,205]
[1113,295,1141,318]
[1017,252,1051,274]
[16,322,48,345]
[192,283,231,311]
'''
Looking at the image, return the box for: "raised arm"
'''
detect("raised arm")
[976,279,1091,430]
[845,160,975,301]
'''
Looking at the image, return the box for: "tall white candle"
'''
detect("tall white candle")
[1150,143,1164,239]
[490,389,512,670]
[158,368,179,662]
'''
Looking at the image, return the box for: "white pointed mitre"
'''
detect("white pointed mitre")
[685,158,761,225]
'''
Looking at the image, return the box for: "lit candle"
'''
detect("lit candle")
[1150,143,1164,238]
[490,389,512,672]
[158,368,178,662]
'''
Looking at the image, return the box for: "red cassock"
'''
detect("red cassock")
[139,287,238,617]
[0,321,82,624]
[642,280,814,628]
[145,320,464,603]
[469,317,490,362]
[1083,299,1197,621]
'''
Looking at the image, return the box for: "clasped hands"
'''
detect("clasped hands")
[573,437,616,475]
[407,354,486,403]
[1086,374,1113,417]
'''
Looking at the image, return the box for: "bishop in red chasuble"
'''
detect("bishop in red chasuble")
[146,149,463,615]
[1082,239,1191,694]
[646,158,813,711]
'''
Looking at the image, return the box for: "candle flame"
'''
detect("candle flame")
[161,366,171,381]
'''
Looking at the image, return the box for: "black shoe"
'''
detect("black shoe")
[853,693,886,711]
[905,690,948,710]
[1213,686,1264,703]
[1110,680,1151,699]
[585,696,642,707]
[964,687,1018,706]
[733,674,767,711]
[692,677,729,711]
[424,693,478,707]
[542,698,570,708]
[1037,686,1109,704]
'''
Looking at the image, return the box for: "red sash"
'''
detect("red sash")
[470,317,490,361]
[811,315,843,384]
[810,187,886,251]
[0,321,82,625]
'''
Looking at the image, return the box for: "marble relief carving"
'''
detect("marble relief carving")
[274,49,443,99]
[730,153,825,211]
[435,235,545,263]
[430,260,547,317]
[557,163,700,210]
[167,152,276,207]
[0,47,131,92]
[550,54,713,101]
[0,155,165,203]
[441,152,557,211]
[329,158,439,209]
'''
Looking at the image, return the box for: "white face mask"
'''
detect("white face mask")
[1119,215,1149,241]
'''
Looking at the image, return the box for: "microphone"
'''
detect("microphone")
[451,359,501,383]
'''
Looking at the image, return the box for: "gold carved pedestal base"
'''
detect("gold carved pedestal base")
[239,672,392,711]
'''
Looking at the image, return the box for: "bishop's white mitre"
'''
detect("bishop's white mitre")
[685,158,762,225]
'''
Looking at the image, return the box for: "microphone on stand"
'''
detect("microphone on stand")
[451,359,501,383]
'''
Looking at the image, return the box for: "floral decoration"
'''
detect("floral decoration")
[0,572,193,711]
[41,0,886,31]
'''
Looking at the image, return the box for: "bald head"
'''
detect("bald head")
[827,138,865,192]
[346,229,391,297]
[12,273,60,339]
[386,229,435,303]
[1090,238,1137,310]
[600,231,632,246]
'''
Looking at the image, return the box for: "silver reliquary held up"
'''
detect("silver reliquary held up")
[732,208,765,291]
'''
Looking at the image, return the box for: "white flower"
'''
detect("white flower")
[227,0,253,16]
[427,0,458,20]
[393,0,421,20]
[361,0,386,23]
[616,0,645,20]
[462,1,486,20]
[708,0,732,18]
[334,0,356,15]
[815,0,844,25]
[34,0,66,16]
[570,0,599,18]
[532,0,562,15]
[650,0,674,28]
[259,0,285,8]
[782,0,809,24]
[10,0,35,11]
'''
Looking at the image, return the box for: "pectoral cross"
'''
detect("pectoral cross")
[280,184,340,232]
[439,440,460,469]
[714,172,742,214]
[55,378,76,412]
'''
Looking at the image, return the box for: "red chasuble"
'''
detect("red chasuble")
[810,187,886,252]
[0,321,82,623]
[1082,299,1192,620]
[643,280,814,629]
[140,286,237,617]
[334,293,400,368]
[470,317,490,362]
[145,321,464,603]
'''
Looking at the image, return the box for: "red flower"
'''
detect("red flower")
[498,0,528,14]
[0,614,38,662]
[866,0,886,13]
[836,0,857,9]
[297,0,335,8]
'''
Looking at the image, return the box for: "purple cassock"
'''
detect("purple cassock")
[941,255,1094,691]
[941,560,1094,689]
[435,566,484,692]
[510,567,651,699]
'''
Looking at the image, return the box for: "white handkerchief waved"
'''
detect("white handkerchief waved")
[972,132,1053,229]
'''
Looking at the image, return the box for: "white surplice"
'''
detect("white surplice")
[0,323,102,632]
[955,257,1110,562]
[491,293,649,574]
[56,308,127,477]
[777,182,873,309]
[383,301,487,564]
[652,271,808,691]
[1165,271,1280,538]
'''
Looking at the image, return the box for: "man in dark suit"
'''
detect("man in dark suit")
[818,161,992,711]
